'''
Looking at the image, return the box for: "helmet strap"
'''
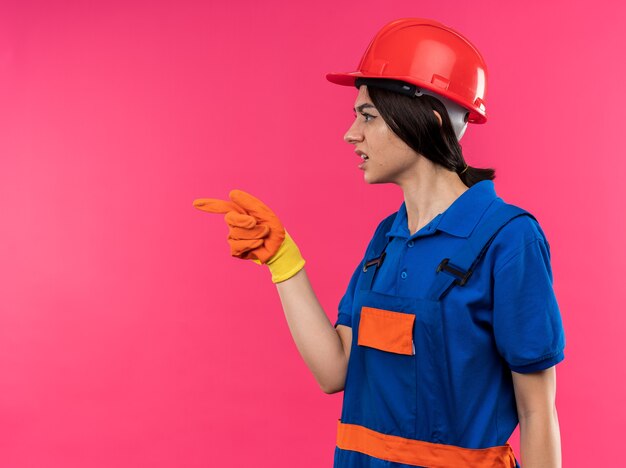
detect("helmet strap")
[355,78,420,97]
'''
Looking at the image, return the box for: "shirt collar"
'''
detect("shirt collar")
[386,180,500,239]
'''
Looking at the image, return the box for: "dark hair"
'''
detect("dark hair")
[360,80,495,187]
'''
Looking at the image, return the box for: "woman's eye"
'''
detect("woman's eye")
[352,112,375,122]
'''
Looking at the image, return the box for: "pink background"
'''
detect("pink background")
[1,1,624,466]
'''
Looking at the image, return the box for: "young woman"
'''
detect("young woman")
[194,18,565,468]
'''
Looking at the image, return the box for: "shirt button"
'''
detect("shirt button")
[401,271,408,279]
[407,240,414,248]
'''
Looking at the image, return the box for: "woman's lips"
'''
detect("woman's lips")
[356,151,369,170]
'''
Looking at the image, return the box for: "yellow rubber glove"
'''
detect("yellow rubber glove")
[193,189,305,283]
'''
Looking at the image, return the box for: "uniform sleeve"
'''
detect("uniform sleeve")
[493,237,565,373]
[334,260,363,328]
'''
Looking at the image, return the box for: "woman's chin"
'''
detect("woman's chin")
[363,172,385,185]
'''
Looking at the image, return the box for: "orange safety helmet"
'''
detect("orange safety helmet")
[326,18,488,125]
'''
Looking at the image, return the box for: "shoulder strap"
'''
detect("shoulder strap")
[359,212,397,291]
[426,203,536,301]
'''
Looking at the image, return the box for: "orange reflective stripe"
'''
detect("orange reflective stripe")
[358,307,415,355]
[336,420,517,468]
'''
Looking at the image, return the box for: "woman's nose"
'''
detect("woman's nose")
[343,120,363,144]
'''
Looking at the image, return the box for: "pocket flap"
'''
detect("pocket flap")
[358,307,415,355]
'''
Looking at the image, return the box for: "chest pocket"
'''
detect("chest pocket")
[357,307,415,355]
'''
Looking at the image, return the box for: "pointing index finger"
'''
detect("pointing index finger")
[193,198,246,214]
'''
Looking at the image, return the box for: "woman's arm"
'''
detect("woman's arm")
[275,268,349,394]
[512,367,562,468]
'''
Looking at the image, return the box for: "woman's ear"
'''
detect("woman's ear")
[433,110,443,127]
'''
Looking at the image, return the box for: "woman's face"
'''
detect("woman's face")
[344,85,426,185]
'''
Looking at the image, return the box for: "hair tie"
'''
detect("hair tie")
[459,164,469,174]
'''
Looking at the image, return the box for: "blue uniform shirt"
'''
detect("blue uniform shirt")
[335,180,565,449]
